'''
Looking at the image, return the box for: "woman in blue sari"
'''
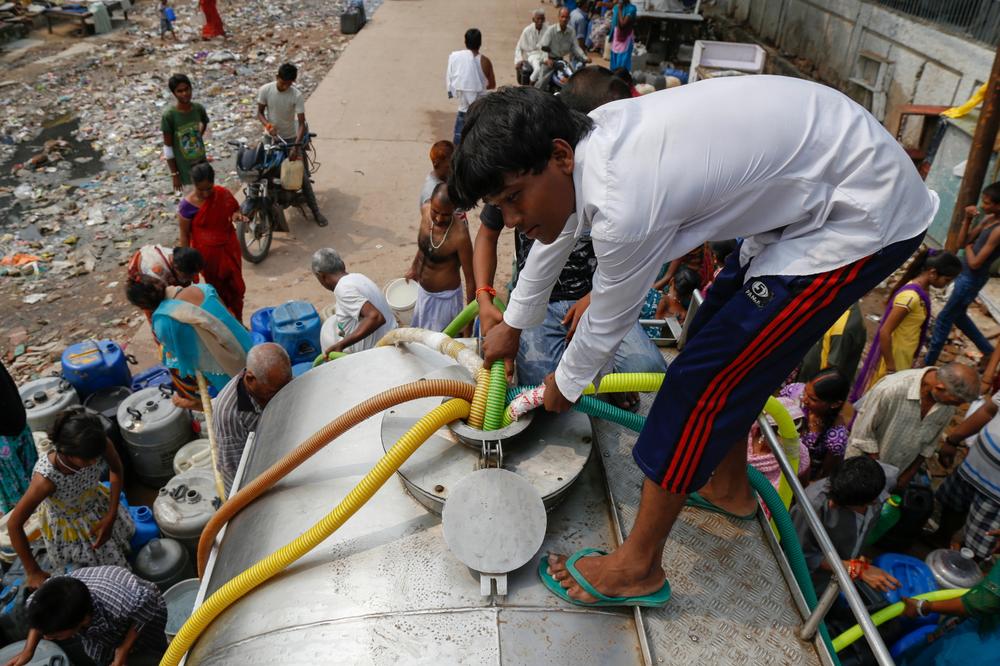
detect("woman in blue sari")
[126,276,251,398]
[609,0,637,71]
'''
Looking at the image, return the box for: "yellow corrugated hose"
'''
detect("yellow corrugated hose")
[582,372,665,395]
[467,368,490,429]
[160,398,471,666]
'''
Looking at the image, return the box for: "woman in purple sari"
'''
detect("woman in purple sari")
[851,248,961,402]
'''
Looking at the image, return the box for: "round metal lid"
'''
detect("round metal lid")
[118,385,180,431]
[442,468,546,575]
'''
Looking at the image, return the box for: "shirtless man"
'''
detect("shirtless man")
[406,183,475,332]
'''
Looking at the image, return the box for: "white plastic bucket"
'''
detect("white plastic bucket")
[384,278,418,325]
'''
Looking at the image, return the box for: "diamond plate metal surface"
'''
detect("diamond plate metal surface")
[592,395,822,666]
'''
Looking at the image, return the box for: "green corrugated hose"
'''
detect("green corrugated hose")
[441,297,507,337]
[482,360,508,431]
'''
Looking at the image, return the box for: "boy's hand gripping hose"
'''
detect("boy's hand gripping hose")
[196,379,476,575]
[162,399,472,666]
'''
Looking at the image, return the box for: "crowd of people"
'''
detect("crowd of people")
[2,5,1000,663]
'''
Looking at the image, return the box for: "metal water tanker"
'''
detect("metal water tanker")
[117,385,192,487]
[18,377,79,433]
[154,467,219,550]
[135,538,195,592]
[0,639,69,665]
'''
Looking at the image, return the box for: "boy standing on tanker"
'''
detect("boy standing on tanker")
[448,78,937,607]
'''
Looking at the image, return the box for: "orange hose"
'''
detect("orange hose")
[196,379,476,576]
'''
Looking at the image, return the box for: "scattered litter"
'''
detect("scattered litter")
[22,293,46,304]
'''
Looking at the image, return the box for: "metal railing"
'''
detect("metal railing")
[757,415,894,665]
[870,0,1000,46]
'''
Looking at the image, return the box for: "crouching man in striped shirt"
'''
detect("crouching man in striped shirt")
[448,78,937,608]
[11,566,167,666]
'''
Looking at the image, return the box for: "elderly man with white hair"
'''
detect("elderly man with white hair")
[311,247,397,355]
[515,8,548,85]
[212,342,293,494]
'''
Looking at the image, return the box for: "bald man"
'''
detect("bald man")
[212,342,293,493]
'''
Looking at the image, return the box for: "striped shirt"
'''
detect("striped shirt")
[963,392,1000,502]
[211,371,262,494]
[64,566,167,664]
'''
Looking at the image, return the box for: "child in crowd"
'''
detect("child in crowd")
[654,264,699,323]
[791,455,900,593]
[781,368,851,480]
[6,409,134,590]
[6,566,167,666]
[925,182,1000,367]
[407,183,475,333]
[159,0,176,41]
[851,248,961,401]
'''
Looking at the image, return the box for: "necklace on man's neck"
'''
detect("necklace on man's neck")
[429,218,453,251]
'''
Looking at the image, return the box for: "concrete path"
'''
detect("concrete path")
[129,0,555,363]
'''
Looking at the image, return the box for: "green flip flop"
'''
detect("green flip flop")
[685,491,759,521]
[538,548,671,608]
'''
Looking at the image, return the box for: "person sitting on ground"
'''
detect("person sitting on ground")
[312,248,397,354]
[535,8,591,89]
[162,73,209,192]
[6,566,167,666]
[420,140,455,208]
[791,456,901,594]
[926,182,1000,368]
[125,276,252,406]
[177,162,247,322]
[797,301,866,385]
[449,75,936,608]
[934,392,1000,560]
[780,368,852,480]
[850,248,961,401]
[213,343,292,494]
[515,8,548,85]
[846,362,979,491]
[473,66,666,410]
[446,28,496,145]
[6,409,133,591]
[406,184,475,333]
[897,540,1000,666]
[257,63,328,226]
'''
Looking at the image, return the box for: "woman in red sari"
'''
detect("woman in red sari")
[199,0,226,39]
[177,162,246,322]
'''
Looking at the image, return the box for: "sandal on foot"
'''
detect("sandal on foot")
[538,548,671,608]
[685,491,758,521]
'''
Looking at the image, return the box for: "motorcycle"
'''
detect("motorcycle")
[541,55,585,93]
[228,134,317,263]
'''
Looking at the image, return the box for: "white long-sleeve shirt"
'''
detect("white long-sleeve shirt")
[515,23,546,65]
[504,76,938,401]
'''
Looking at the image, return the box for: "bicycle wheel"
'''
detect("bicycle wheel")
[238,205,273,263]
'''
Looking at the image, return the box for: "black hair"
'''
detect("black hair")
[983,181,1000,202]
[829,456,885,507]
[125,274,167,311]
[172,247,204,276]
[277,63,298,81]
[672,265,700,308]
[808,367,850,456]
[448,86,594,209]
[561,66,631,113]
[611,67,634,86]
[49,407,106,459]
[709,239,738,266]
[464,28,482,50]
[168,74,191,93]
[430,181,451,203]
[27,576,93,634]
[888,247,961,300]
[190,161,215,185]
